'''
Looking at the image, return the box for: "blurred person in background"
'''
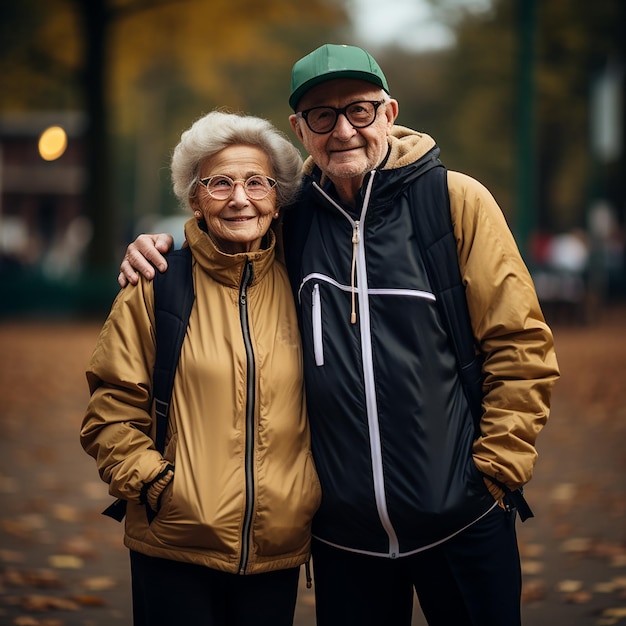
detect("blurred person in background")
[81,110,321,626]
[117,45,559,626]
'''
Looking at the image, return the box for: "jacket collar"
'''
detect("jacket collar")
[183,217,277,288]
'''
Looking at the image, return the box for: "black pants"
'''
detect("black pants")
[312,506,522,626]
[130,551,299,626]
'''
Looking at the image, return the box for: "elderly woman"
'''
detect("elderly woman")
[81,111,321,626]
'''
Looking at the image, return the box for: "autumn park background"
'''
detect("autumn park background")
[0,1,625,625]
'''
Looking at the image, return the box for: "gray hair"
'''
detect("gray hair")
[171,110,303,211]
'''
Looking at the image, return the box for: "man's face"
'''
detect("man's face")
[289,79,398,190]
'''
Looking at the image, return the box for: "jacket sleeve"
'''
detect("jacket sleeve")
[80,277,171,502]
[448,171,560,493]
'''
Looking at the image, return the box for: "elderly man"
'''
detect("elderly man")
[119,44,559,626]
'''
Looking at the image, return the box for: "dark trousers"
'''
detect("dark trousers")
[130,551,299,626]
[312,506,522,626]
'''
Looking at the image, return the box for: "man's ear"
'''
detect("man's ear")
[289,114,304,142]
[385,99,399,127]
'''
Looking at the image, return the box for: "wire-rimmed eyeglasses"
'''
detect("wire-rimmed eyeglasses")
[297,100,386,134]
[198,174,277,201]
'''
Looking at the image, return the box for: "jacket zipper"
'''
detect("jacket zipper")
[313,172,400,557]
[238,259,255,574]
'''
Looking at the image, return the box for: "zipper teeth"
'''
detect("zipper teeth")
[355,171,400,557]
[238,260,255,574]
[313,172,400,555]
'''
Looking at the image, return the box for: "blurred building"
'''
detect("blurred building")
[0,111,90,278]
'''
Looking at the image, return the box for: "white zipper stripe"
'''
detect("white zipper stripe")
[299,273,436,304]
[355,172,399,558]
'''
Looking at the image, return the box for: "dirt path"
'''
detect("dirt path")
[0,308,624,625]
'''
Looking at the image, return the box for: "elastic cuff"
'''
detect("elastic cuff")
[483,476,506,502]
[140,464,174,510]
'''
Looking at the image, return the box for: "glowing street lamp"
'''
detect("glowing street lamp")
[38,125,68,161]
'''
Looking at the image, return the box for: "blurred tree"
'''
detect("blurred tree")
[381,0,624,247]
[0,0,347,273]
[3,0,623,277]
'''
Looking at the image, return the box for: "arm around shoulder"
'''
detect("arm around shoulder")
[118,233,175,287]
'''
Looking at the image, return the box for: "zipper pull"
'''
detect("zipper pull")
[350,222,360,324]
[352,223,360,245]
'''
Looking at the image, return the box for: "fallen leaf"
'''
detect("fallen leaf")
[560,537,593,555]
[0,475,18,493]
[556,579,583,593]
[563,590,593,604]
[14,617,64,626]
[520,543,544,558]
[48,555,83,570]
[3,568,29,587]
[59,536,97,559]
[551,483,577,502]
[611,554,626,568]
[602,607,626,618]
[81,576,117,592]
[0,550,25,564]
[21,594,79,611]
[522,579,548,603]
[82,481,107,500]
[14,617,41,626]
[70,593,107,607]
[521,560,544,575]
[22,569,64,589]
[51,505,80,524]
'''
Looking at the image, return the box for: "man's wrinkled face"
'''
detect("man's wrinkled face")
[289,79,398,188]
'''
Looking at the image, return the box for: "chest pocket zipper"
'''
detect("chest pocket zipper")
[312,283,324,366]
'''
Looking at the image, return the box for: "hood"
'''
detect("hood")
[301,125,441,205]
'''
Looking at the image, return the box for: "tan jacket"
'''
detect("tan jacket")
[388,126,560,498]
[301,127,559,500]
[81,218,321,574]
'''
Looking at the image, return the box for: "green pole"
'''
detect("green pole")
[515,0,537,260]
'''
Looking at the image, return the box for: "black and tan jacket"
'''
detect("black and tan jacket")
[283,126,559,557]
[81,218,321,574]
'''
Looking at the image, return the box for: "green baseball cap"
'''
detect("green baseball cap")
[289,44,389,111]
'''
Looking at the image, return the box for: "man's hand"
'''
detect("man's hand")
[118,233,175,287]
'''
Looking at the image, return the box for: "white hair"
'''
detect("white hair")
[171,110,303,211]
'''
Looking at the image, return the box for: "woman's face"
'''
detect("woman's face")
[191,144,278,254]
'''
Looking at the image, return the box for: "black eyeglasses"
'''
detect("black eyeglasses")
[198,174,277,201]
[297,100,386,134]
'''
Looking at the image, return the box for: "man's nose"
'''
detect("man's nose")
[332,112,357,138]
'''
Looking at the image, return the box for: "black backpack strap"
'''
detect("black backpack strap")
[410,166,484,426]
[409,167,533,521]
[102,246,194,522]
[283,197,315,300]
[152,246,195,454]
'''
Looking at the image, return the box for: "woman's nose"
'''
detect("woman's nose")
[230,182,249,204]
